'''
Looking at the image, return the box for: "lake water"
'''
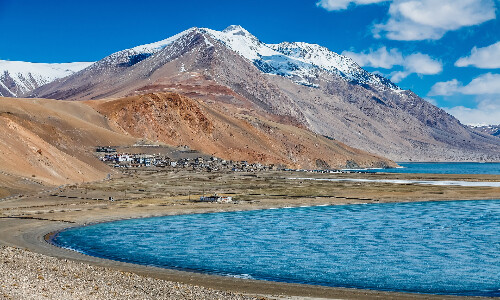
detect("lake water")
[52,200,500,296]
[349,162,500,175]
[292,177,500,187]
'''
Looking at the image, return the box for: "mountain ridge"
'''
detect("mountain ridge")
[15,25,399,98]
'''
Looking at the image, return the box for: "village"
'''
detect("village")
[96,146,275,173]
[95,146,365,174]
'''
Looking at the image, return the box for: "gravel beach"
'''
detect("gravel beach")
[0,246,261,300]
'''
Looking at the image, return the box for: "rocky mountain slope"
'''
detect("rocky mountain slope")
[0,60,92,97]
[27,26,500,161]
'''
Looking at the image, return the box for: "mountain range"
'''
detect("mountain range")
[0,60,91,97]
[468,124,500,137]
[2,25,499,163]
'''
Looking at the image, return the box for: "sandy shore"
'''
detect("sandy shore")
[1,170,499,299]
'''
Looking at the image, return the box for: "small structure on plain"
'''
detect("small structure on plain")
[199,194,233,203]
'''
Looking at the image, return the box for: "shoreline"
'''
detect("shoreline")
[1,171,499,299]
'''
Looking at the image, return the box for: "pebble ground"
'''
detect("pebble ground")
[0,246,262,300]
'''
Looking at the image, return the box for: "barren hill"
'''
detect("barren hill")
[0,97,135,186]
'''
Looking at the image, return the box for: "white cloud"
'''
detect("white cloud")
[318,0,496,41]
[377,0,496,40]
[389,71,409,82]
[455,41,500,68]
[461,73,500,94]
[444,98,500,125]
[316,0,389,11]
[393,0,494,28]
[428,79,461,96]
[343,47,442,82]
[342,47,403,68]
[374,0,496,41]
[429,73,500,97]
[403,53,443,74]
[430,75,500,124]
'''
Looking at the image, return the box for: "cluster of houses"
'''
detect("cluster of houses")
[96,148,275,172]
[95,147,362,174]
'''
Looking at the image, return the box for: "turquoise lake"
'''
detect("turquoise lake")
[350,162,500,175]
[53,200,500,296]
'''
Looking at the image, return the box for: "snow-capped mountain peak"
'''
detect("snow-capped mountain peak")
[201,26,276,61]
[57,25,400,91]
[0,60,92,97]
[222,25,252,36]
[198,26,399,89]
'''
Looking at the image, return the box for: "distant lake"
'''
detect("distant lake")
[352,162,500,175]
[53,200,500,296]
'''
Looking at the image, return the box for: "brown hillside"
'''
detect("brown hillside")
[88,93,395,169]
[0,97,135,186]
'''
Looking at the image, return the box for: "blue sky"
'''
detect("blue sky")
[1,0,499,124]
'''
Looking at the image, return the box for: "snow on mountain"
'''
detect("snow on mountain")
[199,25,399,89]
[268,42,399,89]
[202,25,278,61]
[94,28,197,69]
[130,28,196,54]
[9,25,399,98]
[0,60,92,97]
[468,124,500,137]
[201,26,320,86]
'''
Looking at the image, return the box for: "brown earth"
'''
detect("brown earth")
[0,97,135,187]
[87,92,395,169]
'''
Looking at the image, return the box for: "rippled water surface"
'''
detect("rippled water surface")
[351,162,500,175]
[53,200,500,296]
